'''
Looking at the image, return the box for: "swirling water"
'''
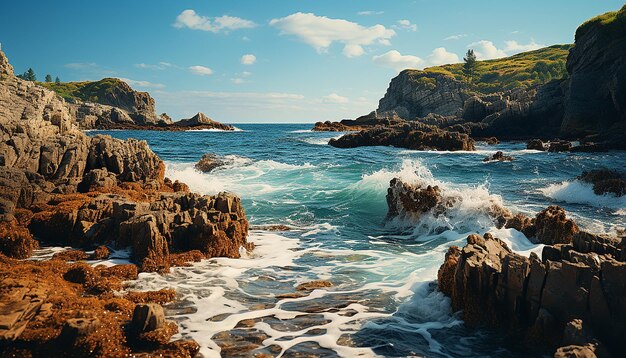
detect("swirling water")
[86,124,626,357]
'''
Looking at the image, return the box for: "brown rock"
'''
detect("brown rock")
[131,303,165,333]
[296,280,333,291]
[195,153,225,173]
[483,151,513,162]
[527,139,547,151]
[535,206,579,245]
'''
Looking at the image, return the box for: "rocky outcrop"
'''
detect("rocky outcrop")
[329,123,475,151]
[313,121,364,132]
[561,5,626,148]
[195,153,226,173]
[174,112,234,130]
[312,111,406,132]
[438,227,625,356]
[483,151,513,162]
[377,71,469,119]
[0,49,251,271]
[578,169,626,197]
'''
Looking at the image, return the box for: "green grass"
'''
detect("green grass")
[576,4,626,44]
[406,44,572,94]
[39,78,128,103]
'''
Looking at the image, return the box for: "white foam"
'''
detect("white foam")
[539,180,626,211]
[186,126,243,132]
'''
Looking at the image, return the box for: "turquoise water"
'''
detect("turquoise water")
[88,124,625,357]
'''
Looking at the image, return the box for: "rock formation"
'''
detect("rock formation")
[483,151,513,162]
[438,228,625,357]
[329,123,475,151]
[195,153,227,173]
[174,112,234,130]
[578,169,626,197]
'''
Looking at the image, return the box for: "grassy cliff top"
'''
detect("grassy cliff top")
[576,4,626,43]
[39,78,131,103]
[405,44,572,94]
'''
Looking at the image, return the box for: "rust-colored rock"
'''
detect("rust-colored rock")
[535,206,579,245]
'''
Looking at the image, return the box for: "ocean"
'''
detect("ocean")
[83,124,626,357]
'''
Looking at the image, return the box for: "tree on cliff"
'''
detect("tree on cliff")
[463,49,478,85]
[17,68,37,81]
[45,74,52,82]
[55,76,61,84]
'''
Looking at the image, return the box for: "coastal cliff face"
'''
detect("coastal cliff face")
[377,71,468,119]
[561,5,626,143]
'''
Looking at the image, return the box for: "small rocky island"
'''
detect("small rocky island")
[0,50,249,355]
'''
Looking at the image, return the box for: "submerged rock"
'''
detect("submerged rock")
[483,151,513,162]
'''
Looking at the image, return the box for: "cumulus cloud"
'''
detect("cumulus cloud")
[468,39,545,60]
[504,40,544,53]
[269,12,395,58]
[117,77,165,89]
[240,54,256,65]
[358,10,384,16]
[467,40,508,60]
[188,65,214,76]
[444,33,467,41]
[174,10,256,33]
[426,47,460,66]
[372,50,423,71]
[322,93,349,104]
[394,19,417,32]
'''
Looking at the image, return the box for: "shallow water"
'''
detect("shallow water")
[85,124,626,357]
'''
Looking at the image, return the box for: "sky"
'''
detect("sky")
[1,0,623,123]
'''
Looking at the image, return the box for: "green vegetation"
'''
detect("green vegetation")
[39,77,127,103]
[45,74,52,82]
[576,4,626,44]
[462,49,478,85]
[17,68,37,81]
[418,44,572,94]
[55,76,61,84]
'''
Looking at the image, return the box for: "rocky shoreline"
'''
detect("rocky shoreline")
[386,175,625,357]
[0,49,250,356]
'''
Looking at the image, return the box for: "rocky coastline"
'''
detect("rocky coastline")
[0,50,250,356]
[386,175,625,357]
[319,5,626,152]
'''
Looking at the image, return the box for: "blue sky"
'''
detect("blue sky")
[1,0,623,123]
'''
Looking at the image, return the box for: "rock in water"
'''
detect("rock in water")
[534,206,579,245]
[578,169,626,197]
[174,112,234,130]
[195,153,226,173]
[527,139,547,151]
[483,151,513,162]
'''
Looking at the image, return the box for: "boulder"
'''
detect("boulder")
[535,206,579,245]
[195,153,226,173]
[527,139,547,151]
[131,303,165,333]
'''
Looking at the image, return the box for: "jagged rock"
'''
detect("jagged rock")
[59,317,101,345]
[505,213,537,239]
[483,151,513,162]
[0,220,38,259]
[527,139,547,151]
[120,214,170,273]
[195,153,226,173]
[174,112,234,130]
[535,206,579,245]
[578,170,626,197]
[377,71,468,119]
[330,123,475,151]
[313,121,361,132]
[90,245,110,260]
[77,168,117,192]
[386,178,442,218]
[548,140,573,152]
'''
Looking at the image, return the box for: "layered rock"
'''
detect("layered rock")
[313,111,405,132]
[0,49,251,271]
[561,5,626,147]
[329,123,475,151]
[439,230,626,356]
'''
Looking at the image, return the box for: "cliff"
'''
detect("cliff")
[561,4,626,143]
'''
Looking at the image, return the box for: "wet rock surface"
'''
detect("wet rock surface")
[578,169,626,197]
[437,220,626,356]
[483,151,513,162]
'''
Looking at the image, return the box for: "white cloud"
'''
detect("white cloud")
[467,40,508,60]
[269,12,395,58]
[134,62,174,70]
[426,47,460,66]
[393,19,417,32]
[188,65,214,76]
[231,78,245,84]
[65,62,98,69]
[241,54,256,65]
[444,33,467,41]
[322,93,349,104]
[372,50,423,72]
[117,77,165,89]
[174,10,256,33]
[504,40,544,53]
[231,71,252,84]
[357,10,384,16]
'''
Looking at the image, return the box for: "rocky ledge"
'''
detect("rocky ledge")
[386,177,624,356]
[312,111,405,132]
[329,122,475,151]
[0,49,249,355]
